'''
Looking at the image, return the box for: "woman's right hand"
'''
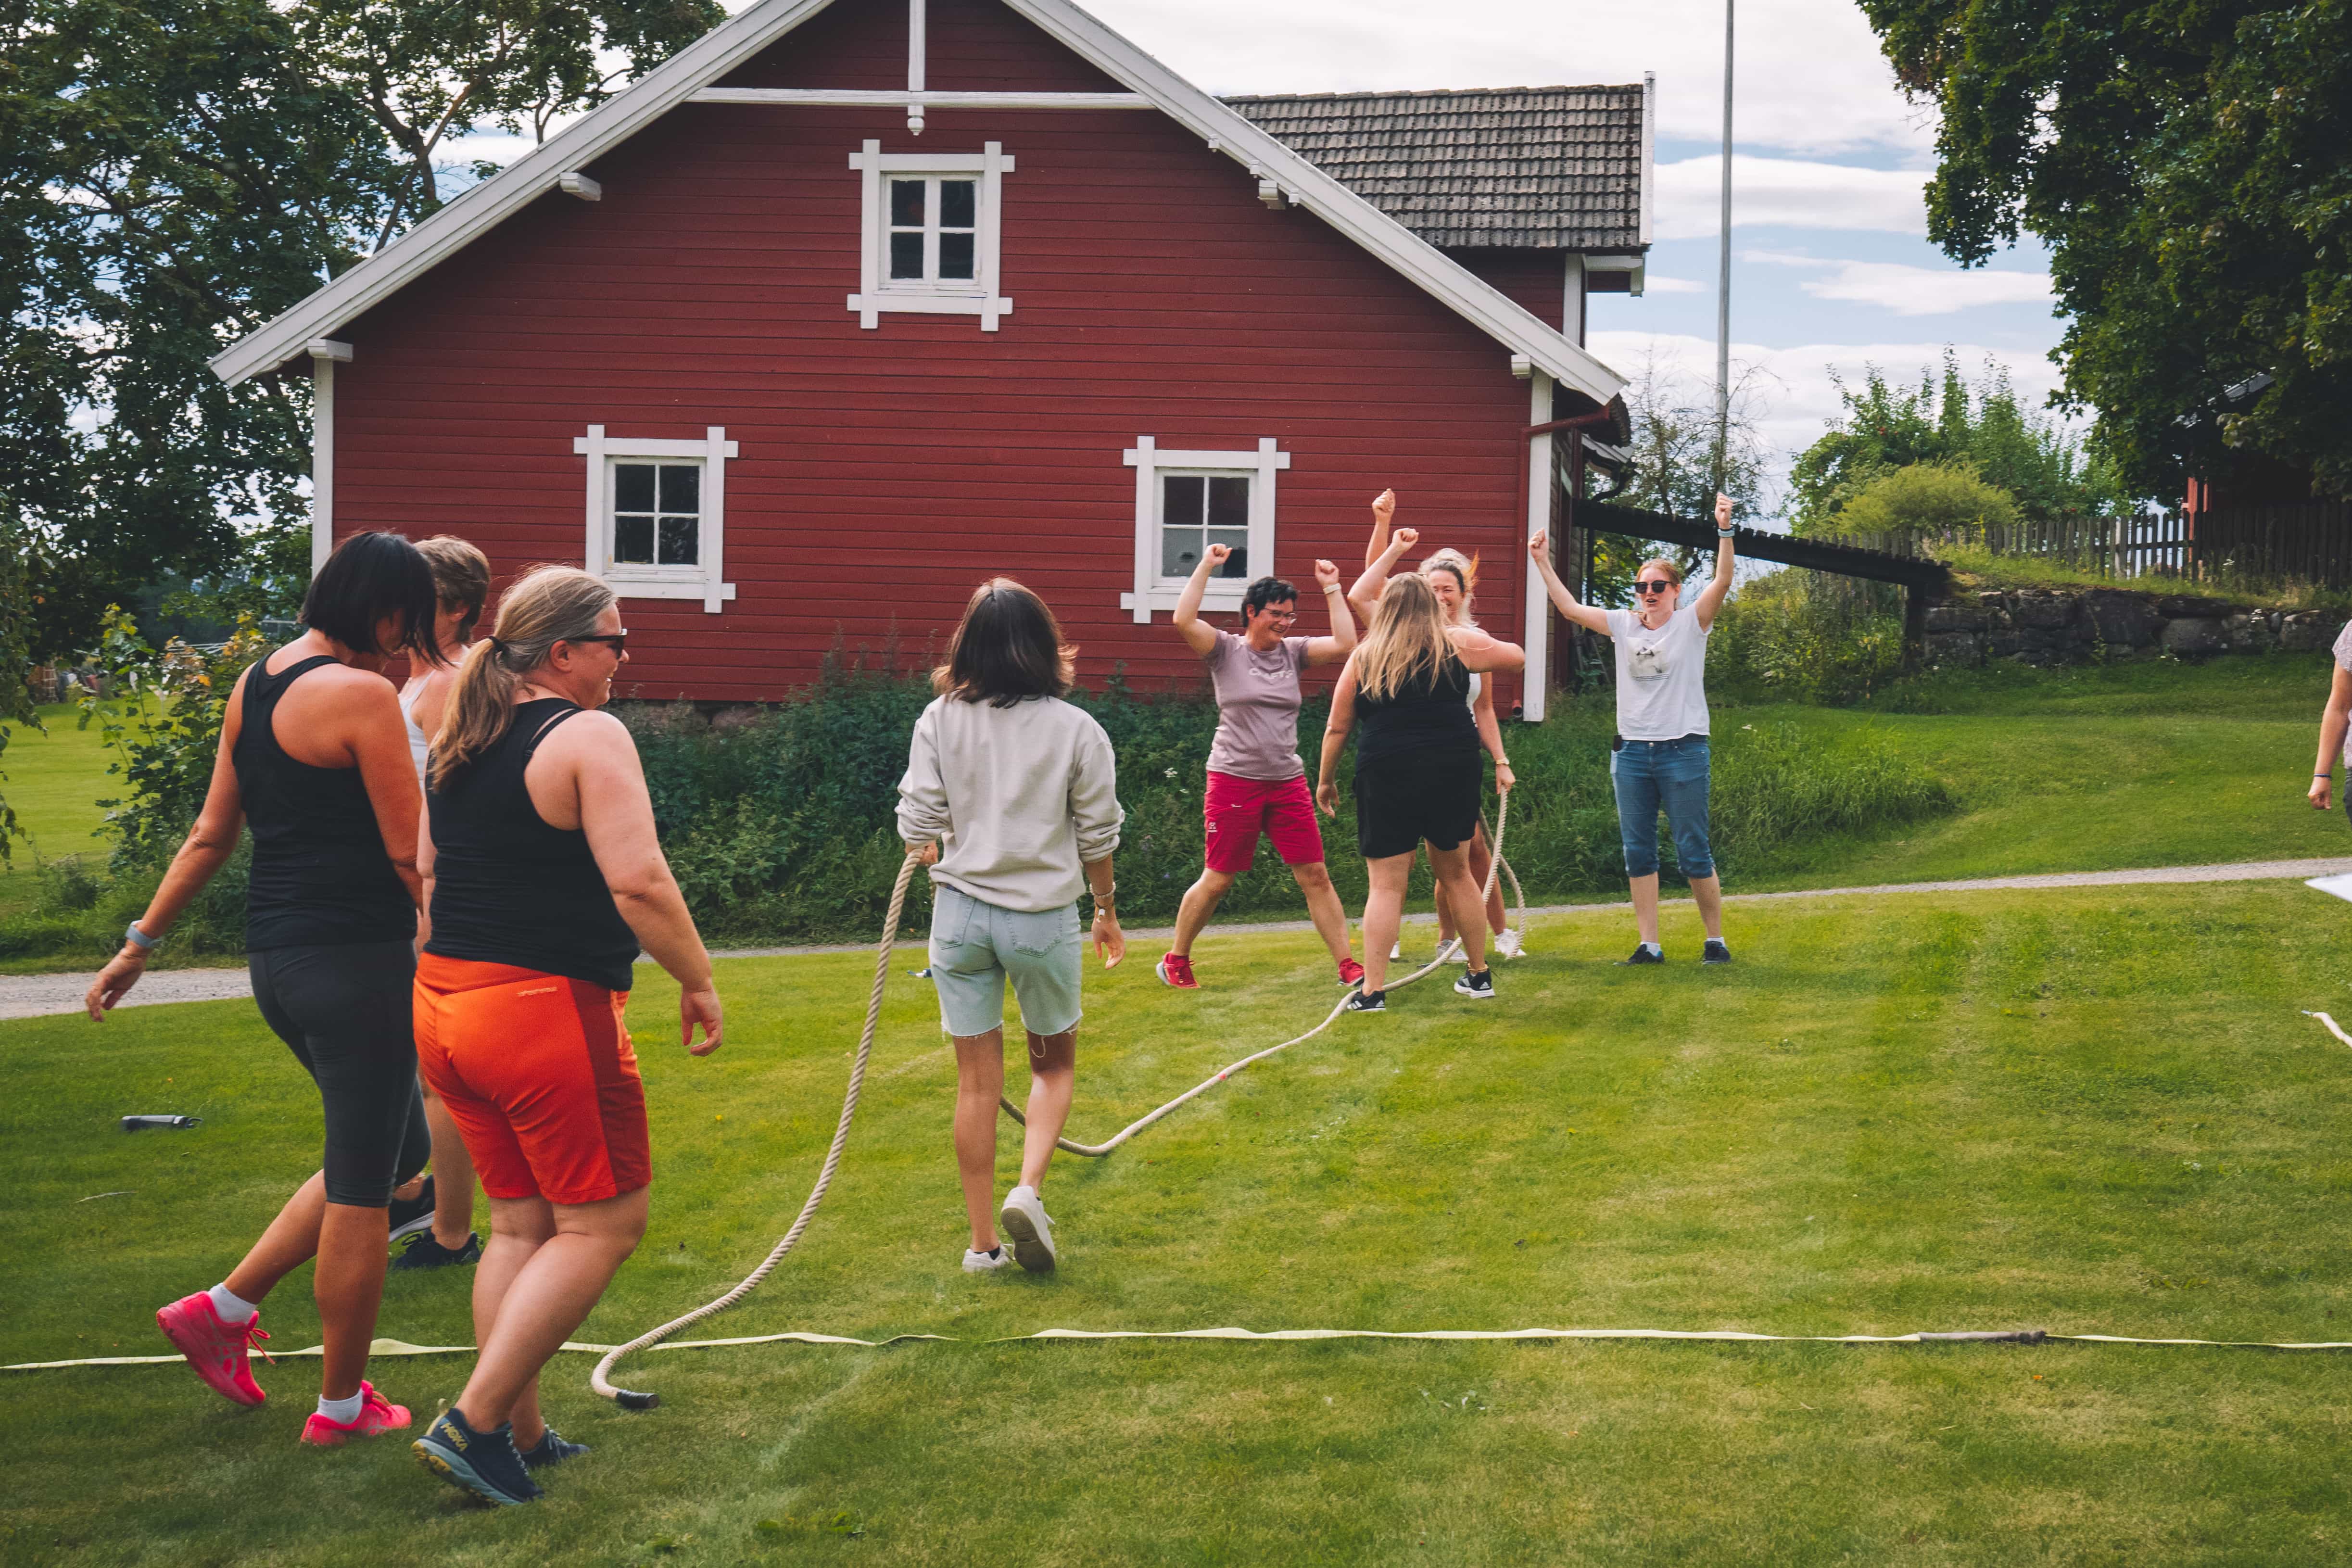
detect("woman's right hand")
[2313,772,2334,811]
[1529,529,1548,561]
[1315,780,1340,818]
[1205,543,1232,569]
[907,840,939,866]
[85,947,149,1021]
[680,986,723,1056]
[1391,526,1418,554]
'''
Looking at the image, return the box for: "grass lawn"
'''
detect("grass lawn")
[5,882,2351,1564]
[0,705,133,921]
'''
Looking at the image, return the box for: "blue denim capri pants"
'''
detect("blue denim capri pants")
[928,884,1085,1038]
[1609,735,1716,880]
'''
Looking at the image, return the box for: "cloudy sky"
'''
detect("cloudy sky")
[1081,0,2068,506]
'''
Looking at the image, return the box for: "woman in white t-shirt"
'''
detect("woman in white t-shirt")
[1530,494,1739,964]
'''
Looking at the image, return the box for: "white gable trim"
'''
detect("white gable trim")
[210,0,1623,406]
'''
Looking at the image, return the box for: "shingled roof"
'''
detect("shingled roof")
[1223,85,1648,253]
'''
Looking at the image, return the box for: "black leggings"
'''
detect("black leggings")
[249,939,430,1207]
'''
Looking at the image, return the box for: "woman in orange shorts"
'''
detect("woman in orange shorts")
[409,566,725,1507]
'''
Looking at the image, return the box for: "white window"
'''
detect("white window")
[1120,437,1290,621]
[848,140,1013,330]
[572,425,739,613]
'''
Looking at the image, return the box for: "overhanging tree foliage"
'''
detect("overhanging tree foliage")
[0,0,721,659]
[1859,0,2352,503]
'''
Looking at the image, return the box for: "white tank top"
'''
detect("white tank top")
[399,681,430,785]
[1464,670,1481,709]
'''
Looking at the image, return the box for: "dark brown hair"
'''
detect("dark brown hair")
[932,578,1075,707]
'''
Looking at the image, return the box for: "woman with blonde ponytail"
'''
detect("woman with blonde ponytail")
[409,565,725,1507]
[1316,571,1524,1012]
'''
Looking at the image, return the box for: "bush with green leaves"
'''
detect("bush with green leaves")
[1833,462,2021,538]
[1708,571,1911,707]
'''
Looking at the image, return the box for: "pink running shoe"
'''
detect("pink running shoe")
[1337,959,1366,987]
[1155,952,1199,989]
[156,1292,272,1408]
[301,1382,412,1446]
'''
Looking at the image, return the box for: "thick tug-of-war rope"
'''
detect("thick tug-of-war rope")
[590,849,924,1410]
[2304,1011,2352,1048]
[1007,793,1513,1158]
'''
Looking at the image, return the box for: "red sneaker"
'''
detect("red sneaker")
[1337,959,1366,987]
[300,1382,412,1446]
[1155,952,1199,989]
[155,1292,272,1407]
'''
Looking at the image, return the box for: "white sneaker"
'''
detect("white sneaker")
[999,1186,1057,1273]
[1389,942,1403,961]
[961,1246,1011,1273]
[1442,941,1469,963]
[1495,928,1524,960]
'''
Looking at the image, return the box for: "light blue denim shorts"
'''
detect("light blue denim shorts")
[927,883,1085,1038]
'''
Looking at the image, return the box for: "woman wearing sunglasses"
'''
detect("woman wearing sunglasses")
[1530,493,1739,964]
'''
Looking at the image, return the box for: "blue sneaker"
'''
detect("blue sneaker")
[414,1408,541,1506]
[518,1427,591,1470]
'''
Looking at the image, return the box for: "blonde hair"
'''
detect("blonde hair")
[1353,572,1455,702]
[430,565,615,789]
[417,536,493,645]
[1421,548,1479,627]
[1638,556,1685,588]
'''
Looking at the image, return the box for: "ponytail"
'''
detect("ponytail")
[428,565,616,789]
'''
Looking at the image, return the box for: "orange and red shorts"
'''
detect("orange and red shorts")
[413,953,649,1206]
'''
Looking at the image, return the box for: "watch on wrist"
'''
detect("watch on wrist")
[124,921,158,952]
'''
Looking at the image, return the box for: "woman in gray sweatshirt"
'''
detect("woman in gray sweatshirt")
[898,579,1125,1276]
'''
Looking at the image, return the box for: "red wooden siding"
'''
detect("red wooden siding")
[1448,249,1568,335]
[331,0,1548,711]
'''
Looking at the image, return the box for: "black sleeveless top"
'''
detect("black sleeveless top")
[1355,653,1478,764]
[234,654,414,951]
[425,698,640,992]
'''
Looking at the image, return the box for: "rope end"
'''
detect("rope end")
[614,1388,661,1411]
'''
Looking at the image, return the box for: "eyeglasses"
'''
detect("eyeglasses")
[569,632,630,654]
[1633,580,1675,595]
[1256,607,1299,623]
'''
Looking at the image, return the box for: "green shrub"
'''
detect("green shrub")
[1836,461,2020,536]
[1710,570,1911,706]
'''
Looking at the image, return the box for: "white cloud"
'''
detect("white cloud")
[1644,275,1710,294]
[1741,251,2052,315]
[1656,155,1927,239]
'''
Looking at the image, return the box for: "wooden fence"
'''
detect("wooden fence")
[1811,502,2352,589]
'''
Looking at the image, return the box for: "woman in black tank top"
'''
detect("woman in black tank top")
[1315,573,1524,1009]
[85,531,444,1444]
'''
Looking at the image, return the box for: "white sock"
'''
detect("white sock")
[1641,942,1662,956]
[316,1389,364,1425]
[208,1283,258,1324]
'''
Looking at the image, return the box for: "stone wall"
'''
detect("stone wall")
[1919,586,2346,669]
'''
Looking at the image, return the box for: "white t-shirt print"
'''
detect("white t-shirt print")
[1606,604,1712,741]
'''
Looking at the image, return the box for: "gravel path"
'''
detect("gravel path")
[11,855,2349,1023]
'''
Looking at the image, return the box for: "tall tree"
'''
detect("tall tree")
[0,0,721,659]
[1859,0,2352,502]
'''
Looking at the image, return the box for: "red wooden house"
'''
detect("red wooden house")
[212,0,1651,720]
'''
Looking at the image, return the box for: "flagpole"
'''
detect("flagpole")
[1713,0,1734,494]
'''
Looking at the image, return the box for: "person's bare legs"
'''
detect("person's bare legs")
[1434,827,1506,944]
[454,1187,648,1437]
[421,1081,478,1249]
[1288,861,1355,968]
[1017,1029,1077,1190]
[1169,868,1240,959]
[1629,873,1662,947]
[952,1030,1008,1252]
[465,1195,556,1446]
[1427,842,1490,972]
[1690,873,1724,941]
[218,1173,388,1399]
[1360,853,1414,992]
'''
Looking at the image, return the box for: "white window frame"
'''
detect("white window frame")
[1119,437,1289,622]
[848,140,1014,331]
[572,424,739,614]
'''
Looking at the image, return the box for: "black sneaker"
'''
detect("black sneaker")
[518,1427,592,1470]
[1344,989,1387,1012]
[1617,945,1666,966]
[1702,939,1733,965]
[415,1407,542,1506]
[392,1229,482,1271]
[1453,967,1496,999]
[387,1174,437,1246]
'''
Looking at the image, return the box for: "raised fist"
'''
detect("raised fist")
[1393,526,1419,551]
[1312,558,1340,588]
[1205,543,1232,568]
[1371,489,1396,524]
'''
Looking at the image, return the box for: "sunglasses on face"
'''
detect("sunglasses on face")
[1633,580,1675,595]
[569,632,629,654]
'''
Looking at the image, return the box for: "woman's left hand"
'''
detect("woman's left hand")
[1312,558,1340,590]
[1092,910,1125,968]
[1494,762,1516,795]
[85,947,149,1021]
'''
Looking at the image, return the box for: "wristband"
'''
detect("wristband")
[125,921,157,951]
[2320,773,2334,779]
[1716,527,1735,537]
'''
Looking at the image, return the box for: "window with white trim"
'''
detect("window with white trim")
[572,425,739,613]
[1120,437,1290,621]
[848,140,1013,330]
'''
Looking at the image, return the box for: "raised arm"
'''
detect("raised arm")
[1362,489,1397,569]
[1304,558,1357,665]
[1170,544,1230,657]
[1449,627,1526,675]
[1348,526,1417,628]
[1314,661,1361,819]
[1693,493,1737,630]
[1525,529,1612,636]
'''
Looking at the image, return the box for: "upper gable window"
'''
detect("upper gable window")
[848,140,1014,331]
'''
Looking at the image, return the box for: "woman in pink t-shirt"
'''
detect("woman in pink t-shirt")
[1157,542,1363,990]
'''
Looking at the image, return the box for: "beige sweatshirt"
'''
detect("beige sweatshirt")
[895,694,1124,913]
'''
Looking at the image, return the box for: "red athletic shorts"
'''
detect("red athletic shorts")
[1203,770,1325,874]
[413,953,649,1206]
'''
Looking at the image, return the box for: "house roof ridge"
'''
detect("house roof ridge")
[1222,84,1644,102]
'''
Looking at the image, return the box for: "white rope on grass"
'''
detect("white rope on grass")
[1007,794,1513,1158]
[589,849,924,1409]
[2302,1011,2352,1048]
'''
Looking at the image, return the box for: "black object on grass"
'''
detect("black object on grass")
[120,1115,202,1131]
